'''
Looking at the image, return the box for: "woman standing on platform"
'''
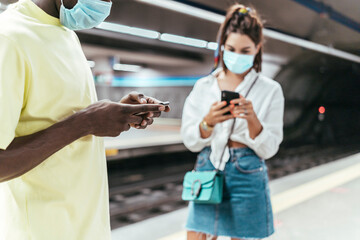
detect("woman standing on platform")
[181,4,284,240]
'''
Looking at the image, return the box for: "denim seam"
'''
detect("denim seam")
[263,169,271,235]
[195,148,211,169]
[232,151,254,159]
[195,155,206,168]
[234,160,263,174]
[214,204,219,236]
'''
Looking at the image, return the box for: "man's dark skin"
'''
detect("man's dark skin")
[32,0,112,18]
[0,0,170,182]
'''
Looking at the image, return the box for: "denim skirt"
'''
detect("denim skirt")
[186,147,274,239]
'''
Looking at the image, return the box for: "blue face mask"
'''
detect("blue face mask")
[223,50,255,74]
[60,0,112,31]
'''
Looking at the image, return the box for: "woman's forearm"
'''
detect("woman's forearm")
[247,117,263,139]
[199,124,213,139]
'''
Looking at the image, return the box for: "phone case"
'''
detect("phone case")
[221,90,239,115]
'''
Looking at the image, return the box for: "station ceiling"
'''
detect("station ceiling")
[1,0,359,74]
[80,0,360,73]
[105,0,360,46]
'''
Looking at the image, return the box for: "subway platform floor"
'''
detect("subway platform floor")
[111,152,360,240]
[104,118,184,160]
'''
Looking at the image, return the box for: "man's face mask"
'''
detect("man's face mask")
[60,0,112,31]
[223,50,255,74]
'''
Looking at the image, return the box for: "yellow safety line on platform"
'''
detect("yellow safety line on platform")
[271,157,360,213]
[159,154,360,240]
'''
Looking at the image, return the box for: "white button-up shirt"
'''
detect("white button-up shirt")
[181,69,285,170]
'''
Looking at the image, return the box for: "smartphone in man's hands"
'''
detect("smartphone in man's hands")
[134,101,170,116]
[158,101,170,106]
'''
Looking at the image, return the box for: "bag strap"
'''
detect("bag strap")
[244,75,259,99]
[215,75,259,171]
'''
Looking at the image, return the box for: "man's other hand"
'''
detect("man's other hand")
[119,91,171,129]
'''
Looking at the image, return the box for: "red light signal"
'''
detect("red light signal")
[319,106,325,114]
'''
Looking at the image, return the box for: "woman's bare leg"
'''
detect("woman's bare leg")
[187,231,217,240]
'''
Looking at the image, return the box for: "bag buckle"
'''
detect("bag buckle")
[191,179,202,198]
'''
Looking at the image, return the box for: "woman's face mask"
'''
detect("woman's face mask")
[223,50,255,74]
[60,0,112,31]
[222,33,259,74]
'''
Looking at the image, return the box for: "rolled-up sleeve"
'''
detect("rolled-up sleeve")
[0,35,27,150]
[245,87,285,159]
[181,82,213,152]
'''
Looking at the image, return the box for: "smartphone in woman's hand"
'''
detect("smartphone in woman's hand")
[221,91,239,115]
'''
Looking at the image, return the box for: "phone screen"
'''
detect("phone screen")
[159,101,170,106]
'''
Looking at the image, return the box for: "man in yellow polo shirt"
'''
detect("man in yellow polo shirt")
[0,0,169,239]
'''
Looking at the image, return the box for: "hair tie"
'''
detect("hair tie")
[238,7,252,15]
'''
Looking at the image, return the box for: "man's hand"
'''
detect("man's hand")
[120,92,171,129]
[82,100,166,136]
[120,91,148,105]
[0,99,166,182]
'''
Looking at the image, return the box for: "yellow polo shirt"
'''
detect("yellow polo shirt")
[0,0,111,239]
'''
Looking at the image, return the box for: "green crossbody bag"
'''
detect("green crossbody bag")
[181,76,258,204]
[181,117,235,204]
[182,170,224,204]
[181,117,234,204]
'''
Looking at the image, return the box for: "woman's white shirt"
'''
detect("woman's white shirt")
[181,69,285,170]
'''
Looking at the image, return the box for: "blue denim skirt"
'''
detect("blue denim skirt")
[186,147,274,239]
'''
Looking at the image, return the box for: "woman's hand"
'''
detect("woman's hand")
[203,101,235,127]
[230,95,256,121]
[230,96,263,139]
[200,101,234,139]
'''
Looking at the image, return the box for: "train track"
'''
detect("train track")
[107,151,194,229]
[108,144,360,229]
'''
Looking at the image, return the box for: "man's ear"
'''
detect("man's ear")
[55,0,62,12]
